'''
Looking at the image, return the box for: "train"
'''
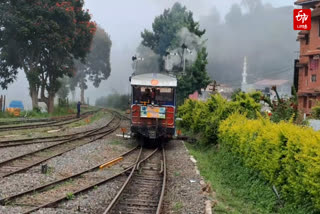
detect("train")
[129,73,177,143]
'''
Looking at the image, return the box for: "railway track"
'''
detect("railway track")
[0,122,109,148]
[0,146,141,214]
[0,118,52,126]
[104,146,166,214]
[0,111,121,178]
[0,110,98,132]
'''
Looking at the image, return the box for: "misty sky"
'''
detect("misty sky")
[1,0,295,110]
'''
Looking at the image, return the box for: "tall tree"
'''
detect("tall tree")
[141,2,205,57]
[177,47,211,104]
[141,2,210,103]
[57,76,70,101]
[70,26,112,103]
[0,0,96,112]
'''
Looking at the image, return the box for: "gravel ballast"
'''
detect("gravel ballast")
[162,140,208,214]
[0,115,208,213]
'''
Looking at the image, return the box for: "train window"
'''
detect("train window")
[132,87,174,105]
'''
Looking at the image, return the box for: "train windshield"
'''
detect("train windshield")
[132,86,174,105]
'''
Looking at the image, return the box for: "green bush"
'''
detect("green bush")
[0,111,16,118]
[219,113,320,211]
[178,92,261,145]
[312,105,320,119]
[187,143,312,214]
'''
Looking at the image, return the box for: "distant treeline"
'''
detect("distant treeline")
[95,94,130,111]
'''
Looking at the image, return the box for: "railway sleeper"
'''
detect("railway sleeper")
[120,198,159,205]
[116,205,157,212]
[120,201,158,207]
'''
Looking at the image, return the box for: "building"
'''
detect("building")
[295,0,320,115]
[216,84,234,100]
[188,82,234,101]
[254,79,291,100]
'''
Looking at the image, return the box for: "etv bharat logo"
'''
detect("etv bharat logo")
[294,9,311,30]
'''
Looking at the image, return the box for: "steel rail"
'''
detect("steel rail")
[0,146,139,206]
[0,113,120,178]
[20,147,143,214]
[0,109,106,147]
[0,110,99,132]
[0,119,117,148]
[103,147,162,214]
[0,130,92,148]
[156,147,167,214]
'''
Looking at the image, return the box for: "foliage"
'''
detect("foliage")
[141,2,205,56]
[95,94,130,111]
[187,143,312,214]
[219,113,320,211]
[178,93,261,145]
[141,2,210,104]
[57,76,70,100]
[311,102,320,119]
[70,26,112,103]
[66,192,75,200]
[0,111,16,118]
[176,47,211,105]
[0,0,96,112]
[261,86,298,123]
[231,91,262,119]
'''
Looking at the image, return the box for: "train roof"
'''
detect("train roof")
[130,73,177,87]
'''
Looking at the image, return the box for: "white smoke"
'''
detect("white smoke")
[134,45,161,74]
[165,27,205,72]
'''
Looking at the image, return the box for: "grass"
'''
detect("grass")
[0,104,100,120]
[186,143,312,214]
[67,110,109,128]
[174,171,181,177]
[173,201,183,213]
[110,140,122,145]
[66,192,75,200]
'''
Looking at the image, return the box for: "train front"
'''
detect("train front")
[130,73,177,140]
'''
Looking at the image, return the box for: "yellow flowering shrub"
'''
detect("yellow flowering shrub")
[219,113,320,210]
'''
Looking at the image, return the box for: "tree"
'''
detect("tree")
[141,2,205,57]
[0,0,96,112]
[70,26,112,103]
[141,2,210,104]
[57,76,70,100]
[176,47,211,105]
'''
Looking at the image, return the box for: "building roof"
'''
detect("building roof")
[254,79,289,86]
[295,0,320,5]
[130,73,177,87]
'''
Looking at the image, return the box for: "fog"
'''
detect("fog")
[202,0,298,88]
[0,0,294,109]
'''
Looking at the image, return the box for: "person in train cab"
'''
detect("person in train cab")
[151,88,156,103]
[77,101,81,118]
[142,88,152,102]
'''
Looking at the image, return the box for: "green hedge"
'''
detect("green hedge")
[219,113,320,211]
[178,93,261,144]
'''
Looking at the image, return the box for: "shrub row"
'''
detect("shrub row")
[178,93,261,144]
[218,113,320,210]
